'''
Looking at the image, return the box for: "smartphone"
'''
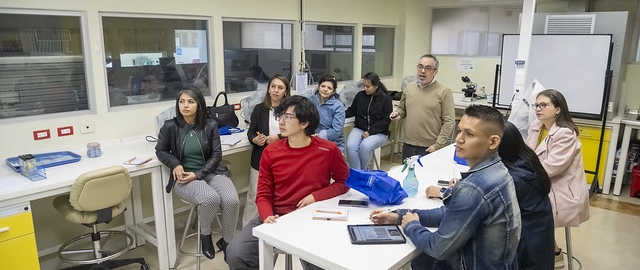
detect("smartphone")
[437,180,450,186]
[338,199,369,208]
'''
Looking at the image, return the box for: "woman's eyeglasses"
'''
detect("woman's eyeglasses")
[531,102,549,110]
[275,113,297,123]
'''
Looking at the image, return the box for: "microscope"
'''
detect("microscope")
[461,76,477,102]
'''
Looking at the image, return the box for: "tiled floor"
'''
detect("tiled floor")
[43,156,640,270]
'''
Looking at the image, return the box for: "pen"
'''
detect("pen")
[315,209,342,215]
[371,208,398,218]
[126,157,136,163]
[137,158,152,165]
[256,131,262,136]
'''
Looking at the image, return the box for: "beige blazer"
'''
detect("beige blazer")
[525,120,590,227]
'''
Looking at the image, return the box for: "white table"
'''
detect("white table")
[609,114,640,195]
[0,131,252,270]
[253,144,468,270]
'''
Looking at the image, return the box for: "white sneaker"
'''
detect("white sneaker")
[555,250,565,269]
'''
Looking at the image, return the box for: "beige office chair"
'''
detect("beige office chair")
[53,165,149,270]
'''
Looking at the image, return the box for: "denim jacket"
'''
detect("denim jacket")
[398,152,521,270]
[309,93,345,151]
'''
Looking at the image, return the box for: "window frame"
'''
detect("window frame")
[221,18,295,94]
[0,8,94,122]
[99,12,213,110]
[362,24,396,78]
[304,22,356,83]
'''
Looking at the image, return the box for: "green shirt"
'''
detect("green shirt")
[182,129,204,172]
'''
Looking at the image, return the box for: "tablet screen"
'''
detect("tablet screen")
[347,224,406,245]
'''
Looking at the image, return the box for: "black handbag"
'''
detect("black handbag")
[208,91,239,128]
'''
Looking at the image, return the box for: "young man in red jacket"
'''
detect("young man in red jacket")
[225,95,349,270]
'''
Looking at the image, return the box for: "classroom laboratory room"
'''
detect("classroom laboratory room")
[1,0,640,269]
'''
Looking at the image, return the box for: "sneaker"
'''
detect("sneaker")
[555,250,565,269]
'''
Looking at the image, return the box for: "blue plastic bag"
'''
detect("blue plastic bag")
[219,126,244,135]
[346,168,408,205]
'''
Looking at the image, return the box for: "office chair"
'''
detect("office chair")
[53,165,149,270]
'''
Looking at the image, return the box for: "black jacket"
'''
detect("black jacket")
[345,90,393,135]
[156,118,230,193]
[506,158,554,270]
[247,104,283,170]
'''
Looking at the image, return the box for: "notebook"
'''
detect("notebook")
[312,207,348,221]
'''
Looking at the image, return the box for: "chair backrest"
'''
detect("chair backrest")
[69,165,132,212]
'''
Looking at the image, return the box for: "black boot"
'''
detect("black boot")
[200,234,215,260]
[216,238,229,261]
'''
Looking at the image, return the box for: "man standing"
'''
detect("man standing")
[390,54,455,159]
[372,105,521,270]
[226,95,349,270]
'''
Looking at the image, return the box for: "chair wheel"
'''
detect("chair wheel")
[140,263,150,270]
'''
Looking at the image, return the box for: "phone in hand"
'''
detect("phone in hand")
[437,180,450,186]
[338,199,369,208]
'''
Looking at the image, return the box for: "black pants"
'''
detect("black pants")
[402,143,430,160]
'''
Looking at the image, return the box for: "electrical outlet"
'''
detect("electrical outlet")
[80,124,95,134]
[57,126,74,137]
[33,129,51,140]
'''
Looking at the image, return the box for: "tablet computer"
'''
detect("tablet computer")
[347,224,406,245]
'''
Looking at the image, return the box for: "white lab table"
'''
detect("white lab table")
[253,144,468,270]
[0,131,251,270]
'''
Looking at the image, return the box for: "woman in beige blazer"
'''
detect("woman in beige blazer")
[525,89,590,269]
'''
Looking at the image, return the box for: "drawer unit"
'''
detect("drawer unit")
[0,203,40,270]
[578,125,611,185]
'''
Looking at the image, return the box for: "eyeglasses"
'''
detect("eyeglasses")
[531,102,549,110]
[416,64,437,72]
[275,113,297,123]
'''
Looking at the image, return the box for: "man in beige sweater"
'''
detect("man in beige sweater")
[390,54,455,159]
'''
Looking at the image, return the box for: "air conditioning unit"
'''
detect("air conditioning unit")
[545,14,595,34]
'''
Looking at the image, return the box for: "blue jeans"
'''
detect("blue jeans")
[346,128,388,170]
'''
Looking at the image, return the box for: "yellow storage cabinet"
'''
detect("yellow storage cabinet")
[0,203,40,270]
[578,125,611,185]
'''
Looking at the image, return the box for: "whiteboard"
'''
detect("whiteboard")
[498,34,612,119]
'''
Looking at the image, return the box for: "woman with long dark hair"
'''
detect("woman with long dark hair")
[500,121,554,270]
[525,89,590,269]
[156,87,239,259]
[345,72,393,169]
[243,75,291,226]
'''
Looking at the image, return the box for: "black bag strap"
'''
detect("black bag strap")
[213,91,229,107]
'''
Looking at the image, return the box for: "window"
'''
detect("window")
[0,12,87,119]
[362,27,394,77]
[222,21,293,93]
[305,24,354,83]
[431,7,519,56]
[102,16,210,106]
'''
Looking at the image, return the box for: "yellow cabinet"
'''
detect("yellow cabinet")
[578,125,611,185]
[0,204,40,270]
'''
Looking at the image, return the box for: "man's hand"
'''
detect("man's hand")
[263,215,280,224]
[361,131,370,139]
[390,111,400,121]
[425,186,442,198]
[400,212,420,228]
[369,209,399,225]
[296,194,316,208]
[265,134,280,144]
[426,145,436,153]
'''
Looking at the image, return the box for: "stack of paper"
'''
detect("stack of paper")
[312,207,348,221]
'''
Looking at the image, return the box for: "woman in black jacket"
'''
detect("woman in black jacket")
[499,121,554,270]
[243,74,291,226]
[156,87,239,260]
[345,72,393,169]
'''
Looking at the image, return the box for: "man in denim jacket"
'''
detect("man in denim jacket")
[371,105,521,270]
